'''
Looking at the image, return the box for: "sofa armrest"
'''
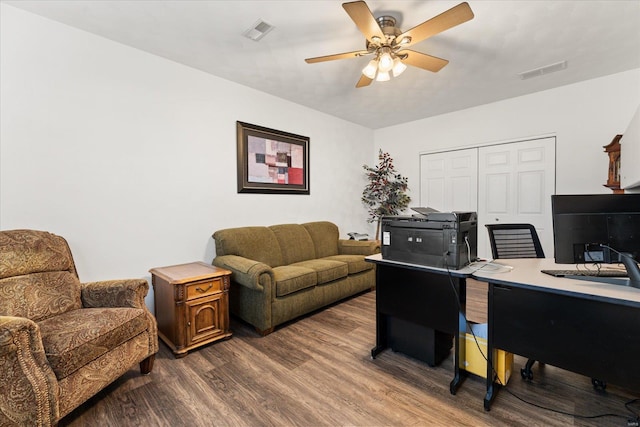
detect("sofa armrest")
[81,278,149,309]
[213,255,273,292]
[0,316,59,426]
[338,239,381,256]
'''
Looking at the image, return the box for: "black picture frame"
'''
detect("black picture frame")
[236,121,310,194]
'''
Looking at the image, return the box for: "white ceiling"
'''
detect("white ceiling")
[5,0,640,129]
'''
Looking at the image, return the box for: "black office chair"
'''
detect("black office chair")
[485,223,545,260]
[485,223,544,382]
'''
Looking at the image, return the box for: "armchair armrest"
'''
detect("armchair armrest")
[81,280,159,355]
[338,239,380,256]
[212,255,273,292]
[81,278,149,309]
[0,316,59,426]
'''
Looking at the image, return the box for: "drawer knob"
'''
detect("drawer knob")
[196,284,213,293]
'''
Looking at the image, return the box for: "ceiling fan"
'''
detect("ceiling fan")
[305,1,474,88]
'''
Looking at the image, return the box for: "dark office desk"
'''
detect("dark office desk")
[365,253,475,394]
[474,258,640,410]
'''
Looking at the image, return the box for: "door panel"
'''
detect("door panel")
[420,149,478,213]
[486,174,509,214]
[518,171,544,213]
[427,177,445,209]
[479,138,556,258]
[451,176,473,209]
[420,137,556,260]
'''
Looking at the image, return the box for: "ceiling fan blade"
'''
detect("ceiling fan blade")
[402,50,449,72]
[305,50,370,63]
[397,2,474,47]
[343,1,385,42]
[356,74,373,88]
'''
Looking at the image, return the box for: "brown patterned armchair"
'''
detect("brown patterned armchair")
[0,230,158,426]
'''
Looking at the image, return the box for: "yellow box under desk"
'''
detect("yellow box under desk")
[460,326,513,385]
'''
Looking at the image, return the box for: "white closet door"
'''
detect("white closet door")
[478,137,556,258]
[419,148,478,212]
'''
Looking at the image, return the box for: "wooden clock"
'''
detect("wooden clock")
[603,134,624,194]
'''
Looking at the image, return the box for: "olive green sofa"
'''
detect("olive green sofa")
[212,221,378,335]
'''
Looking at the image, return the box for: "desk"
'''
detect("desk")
[474,258,640,410]
[366,253,475,394]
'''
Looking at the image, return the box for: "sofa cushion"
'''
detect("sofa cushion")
[273,265,317,297]
[270,224,316,265]
[292,259,349,284]
[302,221,340,258]
[213,226,283,267]
[323,255,374,275]
[0,271,82,322]
[37,307,148,379]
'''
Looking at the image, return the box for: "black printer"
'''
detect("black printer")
[381,211,478,269]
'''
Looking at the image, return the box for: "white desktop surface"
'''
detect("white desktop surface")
[366,254,640,305]
[472,258,640,305]
[365,253,476,277]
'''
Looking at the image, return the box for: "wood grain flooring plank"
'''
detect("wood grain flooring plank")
[59,290,639,427]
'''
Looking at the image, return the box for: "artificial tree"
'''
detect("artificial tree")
[362,149,411,240]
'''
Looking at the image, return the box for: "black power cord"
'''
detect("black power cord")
[600,244,640,288]
[626,399,640,426]
[442,251,635,424]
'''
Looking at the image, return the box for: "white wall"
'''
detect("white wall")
[0,5,375,309]
[374,69,640,204]
[621,104,640,191]
[4,3,640,311]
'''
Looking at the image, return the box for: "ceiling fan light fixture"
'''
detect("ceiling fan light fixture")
[305,1,475,88]
[376,70,390,82]
[362,59,378,79]
[378,50,394,73]
[392,57,407,77]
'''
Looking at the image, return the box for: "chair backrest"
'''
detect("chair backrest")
[302,221,339,259]
[485,223,545,259]
[213,226,284,267]
[269,224,316,265]
[0,229,82,321]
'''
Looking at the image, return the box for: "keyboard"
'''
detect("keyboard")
[541,269,628,278]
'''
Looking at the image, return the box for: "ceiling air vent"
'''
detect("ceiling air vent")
[243,19,275,41]
[518,60,568,80]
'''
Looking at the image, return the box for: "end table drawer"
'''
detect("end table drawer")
[186,278,223,300]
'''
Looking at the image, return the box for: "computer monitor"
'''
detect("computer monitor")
[551,194,640,264]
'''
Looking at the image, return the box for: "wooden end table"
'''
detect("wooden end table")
[150,261,232,358]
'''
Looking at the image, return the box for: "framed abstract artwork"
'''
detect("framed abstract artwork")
[236,121,310,194]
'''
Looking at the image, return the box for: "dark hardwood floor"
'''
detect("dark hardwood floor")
[60,281,639,426]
